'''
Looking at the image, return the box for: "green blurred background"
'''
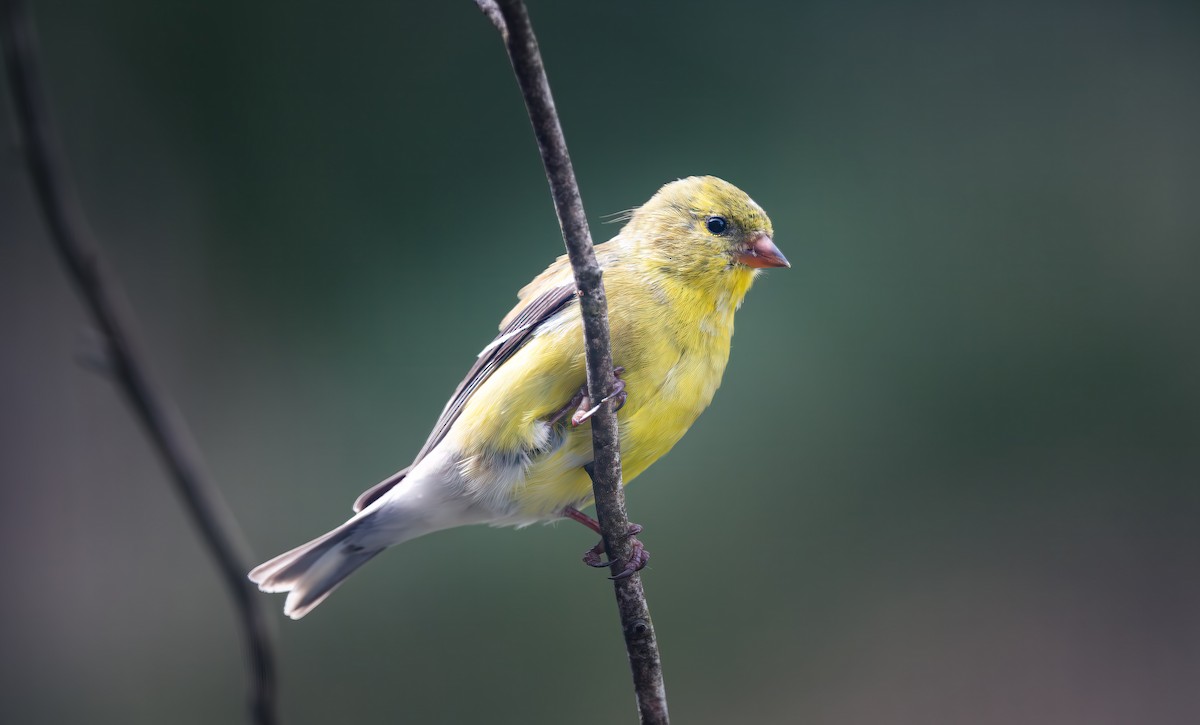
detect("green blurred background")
[2,1,1198,723]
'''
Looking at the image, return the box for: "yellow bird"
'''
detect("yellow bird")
[249,176,788,618]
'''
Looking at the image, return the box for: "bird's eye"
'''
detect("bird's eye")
[706,216,728,235]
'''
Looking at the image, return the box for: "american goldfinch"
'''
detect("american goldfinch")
[250,176,788,618]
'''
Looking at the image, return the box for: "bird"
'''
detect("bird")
[249,176,788,619]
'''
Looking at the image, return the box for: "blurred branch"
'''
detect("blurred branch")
[0,2,278,724]
[473,1,668,722]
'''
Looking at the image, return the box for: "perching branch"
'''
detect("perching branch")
[0,3,278,724]
[473,2,668,723]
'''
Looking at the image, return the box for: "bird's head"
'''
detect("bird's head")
[622,176,787,287]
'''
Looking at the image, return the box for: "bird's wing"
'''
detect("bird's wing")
[350,465,413,514]
[352,281,578,513]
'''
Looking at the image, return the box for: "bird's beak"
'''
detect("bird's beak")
[736,233,790,269]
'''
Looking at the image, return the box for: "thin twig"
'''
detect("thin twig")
[474,1,668,722]
[0,2,278,723]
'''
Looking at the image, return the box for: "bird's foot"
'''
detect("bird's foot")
[569,366,627,426]
[546,388,585,426]
[563,506,650,580]
[545,367,626,427]
[582,523,650,580]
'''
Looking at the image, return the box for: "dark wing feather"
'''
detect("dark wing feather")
[351,465,412,513]
[352,283,578,513]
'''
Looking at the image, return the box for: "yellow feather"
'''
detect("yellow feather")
[447,176,778,518]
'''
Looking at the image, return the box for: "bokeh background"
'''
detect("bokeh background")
[2,1,1198,723]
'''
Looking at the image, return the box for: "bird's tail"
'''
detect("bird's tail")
[248,513,386,620]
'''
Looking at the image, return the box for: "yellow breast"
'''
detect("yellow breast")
[511,264,755,517]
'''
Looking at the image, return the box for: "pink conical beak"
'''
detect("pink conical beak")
[736,234,790,269]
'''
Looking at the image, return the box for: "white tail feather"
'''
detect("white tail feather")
[249,514,384,619]
[250,449,490,618]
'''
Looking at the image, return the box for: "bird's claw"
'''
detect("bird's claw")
[570,367,627,426]
[581,522,649,580]
[582,543,612,568]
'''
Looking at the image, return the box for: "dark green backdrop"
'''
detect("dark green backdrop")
[2,1,1198,723]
